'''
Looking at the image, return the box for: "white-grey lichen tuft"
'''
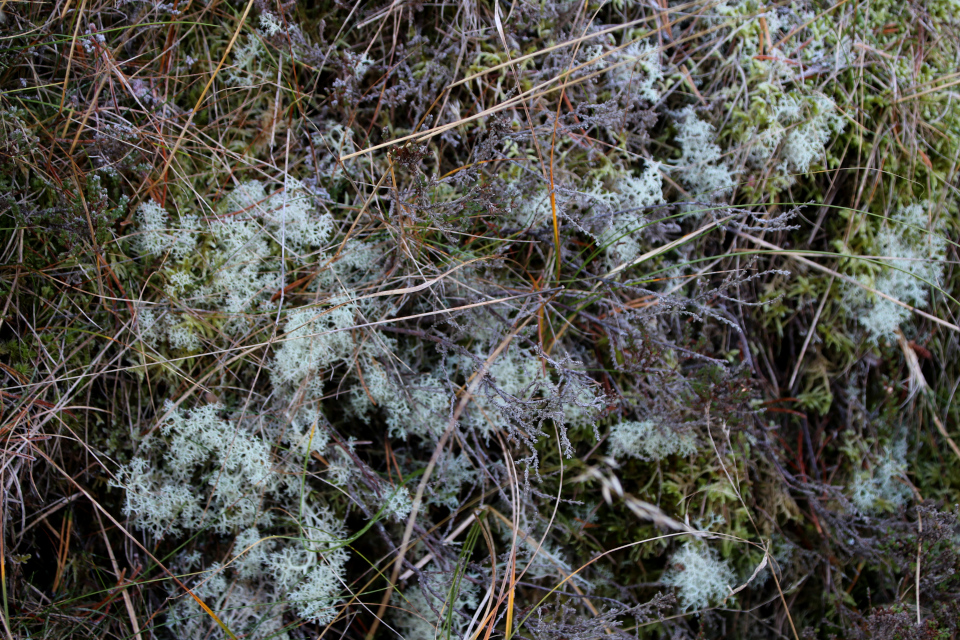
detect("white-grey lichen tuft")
[662,542,736,612]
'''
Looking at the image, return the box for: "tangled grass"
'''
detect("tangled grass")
[1,0,960,638]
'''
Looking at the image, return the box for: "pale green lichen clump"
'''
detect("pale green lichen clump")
[849,438,911,514]
[674,106,736,203]
[114,403,349,637]
[846,202,947,342]
[662,542,736,612]
[607,420,697,461]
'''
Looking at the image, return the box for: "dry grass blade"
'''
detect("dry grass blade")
[157,0,257,185]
